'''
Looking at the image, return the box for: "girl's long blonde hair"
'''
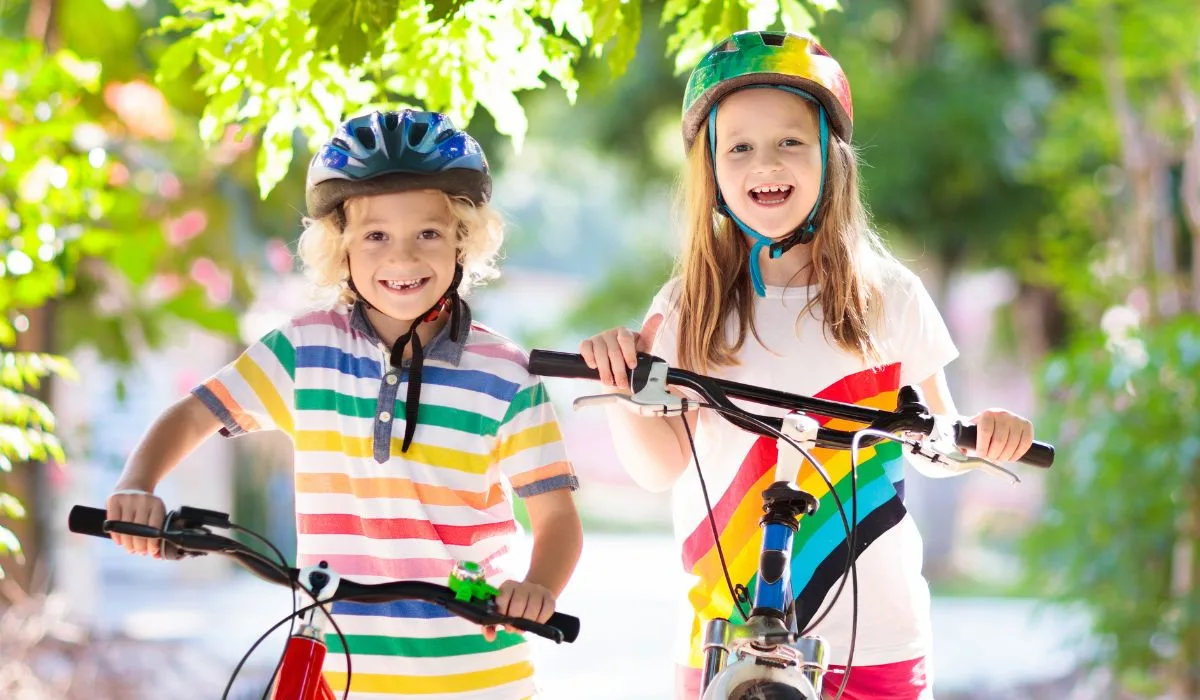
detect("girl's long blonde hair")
[675,116,894,373]
[296,191,503,306]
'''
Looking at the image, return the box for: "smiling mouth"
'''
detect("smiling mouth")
[379,278,430,294]
[749,185,794,206]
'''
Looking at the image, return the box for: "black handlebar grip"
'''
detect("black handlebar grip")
[546,611,580,643]
[955,425,1056,469]
[68,504,187,559]
[507,611,580,643]
[527,350,601,381]
[68,505,110,538]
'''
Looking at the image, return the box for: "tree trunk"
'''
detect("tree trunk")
[894,0,948,65]
[982,0,1035,66]
[915,254,964,582]
[2,0,61,593]
[1171,472,1200,699]
[1172,71,1200,312]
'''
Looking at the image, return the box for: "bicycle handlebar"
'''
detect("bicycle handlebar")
[67,505,580,644]
[528,350,1054,469]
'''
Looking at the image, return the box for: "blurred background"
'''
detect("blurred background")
[0,0,1197,698]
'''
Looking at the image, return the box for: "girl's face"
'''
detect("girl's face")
[712,88,824,239]
[344,189,458,334]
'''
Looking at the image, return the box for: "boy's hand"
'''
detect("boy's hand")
[482,580,556,642]
[105,488,166,558]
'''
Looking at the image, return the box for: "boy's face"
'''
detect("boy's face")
[344,189,458,332]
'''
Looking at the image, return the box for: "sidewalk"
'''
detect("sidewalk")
[91,534,1092,699]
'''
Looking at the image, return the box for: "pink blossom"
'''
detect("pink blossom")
[266,238,294,275]
[159,173,182,199]
[145,272,182,303]
[103,80,176,141]
[165,210,207,247]
[190,257,233,305]
[108,162,130,186]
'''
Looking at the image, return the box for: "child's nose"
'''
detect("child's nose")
[385,238,420,262]
[753,150,784,172]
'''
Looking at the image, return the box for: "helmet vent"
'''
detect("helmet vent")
[761,32,786,46]
[332,138,350,150]
[383,111,401,130]
[354,126,377,150]
[408,122,430,146]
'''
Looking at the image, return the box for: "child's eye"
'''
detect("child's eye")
[781,138,804,147]
[418,229,442,240]
[365,231,387,241]
[730,143,751,154]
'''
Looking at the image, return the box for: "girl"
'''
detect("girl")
[581,31,1034,699]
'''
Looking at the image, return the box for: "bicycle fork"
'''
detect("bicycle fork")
[269,563,341,700]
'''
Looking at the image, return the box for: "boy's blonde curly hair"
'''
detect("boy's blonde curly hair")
[296,191,504,306]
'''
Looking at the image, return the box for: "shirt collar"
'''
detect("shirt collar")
[349,300,472,366]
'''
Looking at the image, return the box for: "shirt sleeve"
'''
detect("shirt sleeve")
[895,268,960,387]
[192,323,297,438]
[495,375,579,498]
[644,278,683,366]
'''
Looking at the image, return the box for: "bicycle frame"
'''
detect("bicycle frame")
[271,628,336,700]
[66,506,580,700]
[698,413,830,700]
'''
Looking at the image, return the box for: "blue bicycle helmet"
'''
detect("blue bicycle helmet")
[305,109,491,220]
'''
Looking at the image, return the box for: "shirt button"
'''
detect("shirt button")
[385,374,398,385]
[379,411,392,423]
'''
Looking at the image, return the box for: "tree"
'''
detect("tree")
[1019,0,1200,696]
[149,0,840,197]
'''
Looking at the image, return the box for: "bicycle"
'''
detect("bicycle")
[527,350,1054,700]
[67,504,580,700]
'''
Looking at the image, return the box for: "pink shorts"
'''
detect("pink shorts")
[676,657,932,700]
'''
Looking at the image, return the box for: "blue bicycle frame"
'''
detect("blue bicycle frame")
[699,413,831,699]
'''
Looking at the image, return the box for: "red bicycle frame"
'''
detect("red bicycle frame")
[268,616,337,700]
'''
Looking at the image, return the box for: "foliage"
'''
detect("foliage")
[0,351,74,579]
[1026,316,1200,688]
[150,0,837,196]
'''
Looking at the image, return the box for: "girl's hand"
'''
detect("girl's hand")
[482,580,557,642]
[968,409,1034,463]
[579,314,663,391]
[105,488,166,557]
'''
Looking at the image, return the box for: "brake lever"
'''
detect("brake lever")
[573,356,689,417]
[913,415,1020,484]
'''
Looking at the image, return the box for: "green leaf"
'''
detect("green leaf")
[746,0,780,30]
[780,0,816,34]
[0,493,26,519]
[256,106,297,197]
[0,524,21,556]
[339,20,370,67]
[428,0,467,22]
[157,38,199,83]
[311,0,352,49]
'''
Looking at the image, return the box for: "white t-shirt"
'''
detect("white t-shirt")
[645,262,959,670]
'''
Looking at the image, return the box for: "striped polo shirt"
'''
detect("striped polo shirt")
[194,300,578,699]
